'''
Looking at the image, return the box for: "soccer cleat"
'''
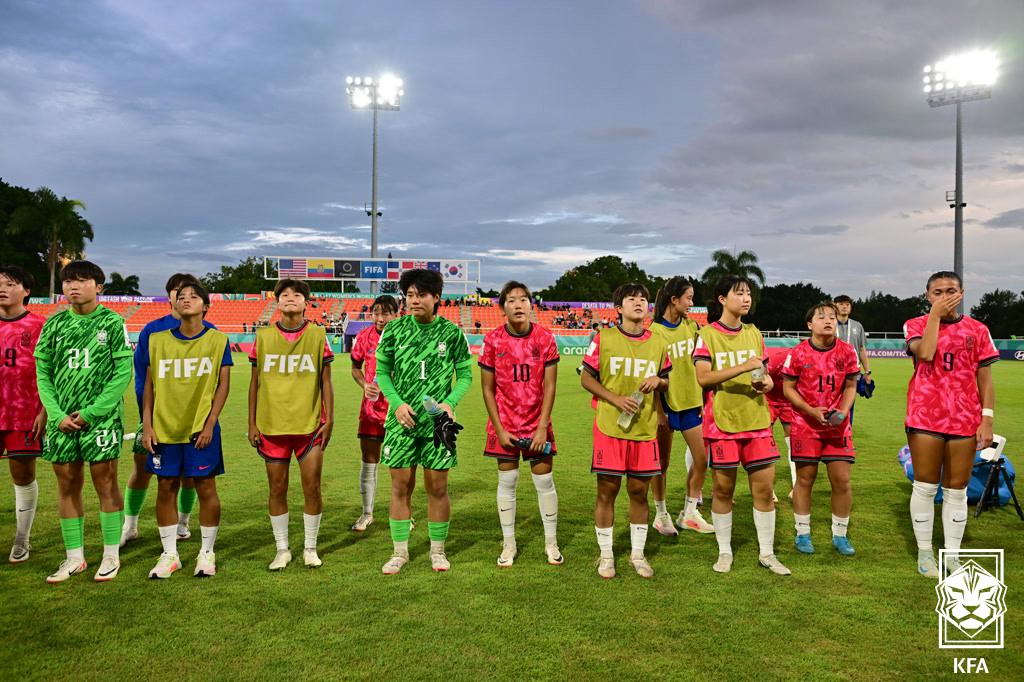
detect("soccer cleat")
[712,553,733,574]
[194,551,216,577]
[597,555,615,579]
[772,491,779,503]
[149,552,181,579]
[944,553,962,574]
[795,534,815,554]
[497,541,517,568]
[679,510,715,534]
[430,550,451,572]
[94,555,120,582]
[653,513,678,537]
[545,543,564,566]
[832,536,856,556]
[918,550,939,578]
[119,527,139,548]
[177,524,191,541]
[303,549,322,568]
[758,554,792,576]
[269,549,292,571]
[9,539,31,564]
[351,513,374,532]
[630,555,654,578]
[46,558,87,583]
[382,553,409,575]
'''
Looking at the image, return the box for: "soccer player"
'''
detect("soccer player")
[782,302,860,556]
[349,295,399,532]
[121,273,211,547]
[480,281,562,567]
[142,282,231,579]
[0,266,46,564]
[35,261,133,583]
[248,279,334,569]
[582,283,670,579]
[904,271,997,577]
[649,276,714,535]
[694,275,790,576]
[376,269,472,574]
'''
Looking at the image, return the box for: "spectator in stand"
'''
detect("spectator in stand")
[242,323,247,333]
[474,320,482,332]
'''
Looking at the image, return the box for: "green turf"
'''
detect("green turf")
[0,358,1021,680]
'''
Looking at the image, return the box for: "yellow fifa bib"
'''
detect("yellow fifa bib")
[254,324,326,435]
[698,323,769,433]
[149,329,228,444]
[653,319,702,412]
[595,327,669,441]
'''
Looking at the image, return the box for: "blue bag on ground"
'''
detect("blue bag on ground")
[898,445,1016,505]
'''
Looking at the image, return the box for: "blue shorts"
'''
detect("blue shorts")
[660,399,703,432]
[146,423,225,478]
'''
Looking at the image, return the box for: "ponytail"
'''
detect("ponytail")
[654,276,694,324]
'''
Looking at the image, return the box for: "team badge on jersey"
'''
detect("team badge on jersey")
[438,342,447,357]
[97,329,108,345]
[20,332,31,347]
[532,346,541,360]
[966,336,976,351]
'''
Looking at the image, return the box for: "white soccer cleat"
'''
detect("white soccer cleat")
[303,548,322,568]
[944,553,962,574]
[712,553,734,574]
[772,491,779,503]
[149,552,181,579]
[9,539,31,564]
[119,527,139,548]
[430,550,451,572]
[918,550,940,578]
[194,551,216,577]
[679,510,715,534]
[269,549,292,571]
[351,513,374,532]
[177,524,191,541]
[759,554,792,576]
[382,553,409,575]
[94,555,120,582]
[630,555,654,578]
[545,542,564,566]
[653,513,678,537]
[497,541,517,568]
[597,555,616,579]
[46,558,87,584]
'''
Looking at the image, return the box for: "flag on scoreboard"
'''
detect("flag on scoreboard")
[427,261,441,273]
[307,258,334,279]
[387,261,401,280]
[442,261,467,281]
[279,258,307,277]
[400,260,430,271]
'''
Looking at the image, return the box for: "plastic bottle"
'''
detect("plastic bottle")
[422,394,443,416]
[617,391,645,429]
[750,365,766,383]
[511,437,553,455]
[371,376,381,402]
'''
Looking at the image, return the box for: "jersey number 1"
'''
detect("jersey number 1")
[419,360,427,380]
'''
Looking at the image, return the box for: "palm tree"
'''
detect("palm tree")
[7,187,94,299]
[105,272,142,296]
[701,249,766,307]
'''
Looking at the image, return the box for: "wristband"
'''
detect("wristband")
[981,408,994,418]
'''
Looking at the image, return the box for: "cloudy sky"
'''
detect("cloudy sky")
[2,0,1022,303]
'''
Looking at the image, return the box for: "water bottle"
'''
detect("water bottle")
[371,376,381,402]
[422,395,443,416]
[617,391,644,429]
[750,365,766,383]
[825,409,846,427]
[511,437,553,455]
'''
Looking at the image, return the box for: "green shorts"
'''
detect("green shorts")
[381,428,457,471]
[42,414,124,464]
[132,422,147,456]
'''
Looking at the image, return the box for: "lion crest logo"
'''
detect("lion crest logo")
[935,560,1007,639]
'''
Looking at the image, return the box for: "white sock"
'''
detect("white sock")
[123,514,139,533]
[200,525,218,554]
[497,469,519,541]
[430,539,445,554]
[394,540,409,556]
[158,525,178,557]
[630,523,648,557]
[684,447,693,476]
[753,508,776,557]
[270,512,289,551]
[832,514,849,538]
[532,472,558,542]
[712,511,733,555]
[359,461,378,514]
[103,543,119,559]
[785,437,795,486]
[941,486,968,551]
[67,547,85,563]
[13,481,38,541]
[178,512,191,529]
[654,498,667,515]
[303,513,322,550]
[684,496,698,516]
[595,526,613,558]
[794,513,811,536]
[911,481,939,550]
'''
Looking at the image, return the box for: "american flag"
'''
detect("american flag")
[279,258,307,277]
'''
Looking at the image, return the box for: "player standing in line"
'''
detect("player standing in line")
[375,269,473,575]
[782,302,860,556]
[35,261,133,583]
[765,350,794,498]
[142,283,231,578]
[121,273,211,547]
[480,281,562,567]
[349,295,399,532]
[581,284,670,579]
[0,266,46,564]
[904,271,997,577]
[248,279,334,569]
[648,276,714,535]
[694,275,790,576]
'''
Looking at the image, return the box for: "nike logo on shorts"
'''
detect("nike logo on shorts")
[198,465,211,470]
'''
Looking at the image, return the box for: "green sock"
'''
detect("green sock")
[99,511,121,547]
[60,517,84,551]
[78,515,85,539]
[125,487,147,516]
[428,521,450,542]
[178,487,198,515]
[389,518,412,543]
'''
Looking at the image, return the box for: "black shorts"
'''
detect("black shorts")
[905,427,974,442]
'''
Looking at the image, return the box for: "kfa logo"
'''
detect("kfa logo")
[19,332,31,347]
[714,348,758,369]
[936,549,1006,650]
[158,357,215,379]
[438,342,447,357]
[96,329,108,345]
[262,354,317,373]
[608,356,657,378]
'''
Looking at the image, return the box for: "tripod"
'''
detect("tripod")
[974,456,1024,520]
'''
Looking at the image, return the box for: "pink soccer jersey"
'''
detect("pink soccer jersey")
[765,350,788,404]
[781,339,860,438]
[479,323,560,438]
[351,325,388,425]
[693,321,772,441]
[0,311,45,431]
[904,314,999,437]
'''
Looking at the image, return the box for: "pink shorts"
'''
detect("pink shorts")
[0,430,42,458]
[484,423,558,461]
[707,436,779,471]
[258,432,322,461]
[790,435,855,463]
[358,418,385,441]
[591,422,661,477]
[768,400,792,425]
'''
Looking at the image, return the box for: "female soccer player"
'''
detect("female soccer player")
[694,275,790,576]
[782,302,860,557]
[904,271,997,577]
[649,276,714,535]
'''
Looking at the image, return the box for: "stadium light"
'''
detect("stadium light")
[346,73,404,292]
[922,50,997,313]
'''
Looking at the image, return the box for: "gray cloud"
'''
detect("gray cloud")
[984,208,1024,230]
